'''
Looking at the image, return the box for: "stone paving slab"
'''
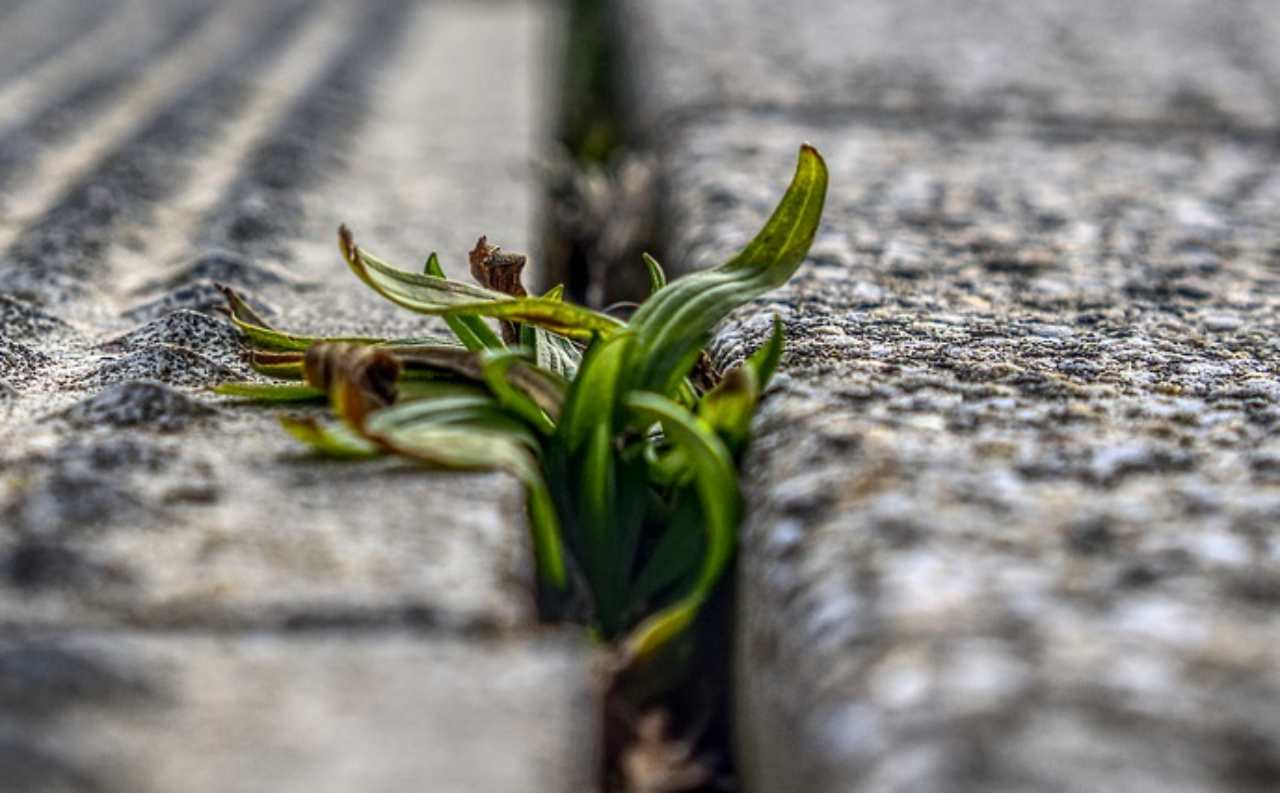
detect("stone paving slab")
[673,115,1280,792]
[0,630,596,793]
[618,0,1280,132]
[0,1,595,789]
[0,0,547,629]
[617,0,1280,788]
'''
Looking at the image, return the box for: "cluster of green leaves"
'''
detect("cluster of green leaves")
[217,145,827,664]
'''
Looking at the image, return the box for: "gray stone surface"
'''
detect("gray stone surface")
[618,1,1280,790]
[0,631,596,793]
[0,1,596,789]
[619,0,1280,132]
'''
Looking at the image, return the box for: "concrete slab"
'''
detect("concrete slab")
[0,630,597,793]
[618,0,1280,133]
[0,1,596,789]
[0,0,554,629]
[645,111,1280,792]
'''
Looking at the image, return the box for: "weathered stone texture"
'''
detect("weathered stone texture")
[617,0,1280,788]
[0,1,593,789]
[619,0,1280,132]
[678,118,1280,791]
[0,631,596,793]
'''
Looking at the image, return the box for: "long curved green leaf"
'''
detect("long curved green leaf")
[342,227,507,309]
[629,492,704,606]
[248,350,305,379]
[628,145,827,396]
[280,416,382,458]
[366,398,540,449]
[340,228,620,341]
[232,320,389,353]
[214,382,325,402]
[581,421,624,632]
[387,345,566,417]
[221,284,397,352]
[642,253,667,295]
[555,331,635,454]
[443,298,622,341]
[621,391,741,662]
[482,349,556,435]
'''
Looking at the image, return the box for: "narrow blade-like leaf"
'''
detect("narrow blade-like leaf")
[425,252,507,351]
[214,382,325,402]
[581,421,625,632]
[621,391,741,662]
[340,227,620,340]
[555,331,635,454]
[642,252,667,295]
[341,226,507,310]
[443,298,622,341]
[628,145,827,396]
[482,349,557,435]
[365,396,540,450]
[629,492,704,606]
[281,416,382,459]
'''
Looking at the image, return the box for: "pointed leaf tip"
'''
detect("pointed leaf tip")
[628,144,828,395]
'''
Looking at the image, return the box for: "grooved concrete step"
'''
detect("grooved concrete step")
[617,2,1280,791]
[0,1,597,790]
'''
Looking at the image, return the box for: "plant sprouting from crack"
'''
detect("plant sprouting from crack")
[216,145,828,668]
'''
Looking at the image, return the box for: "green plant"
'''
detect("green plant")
[216,145,827,664]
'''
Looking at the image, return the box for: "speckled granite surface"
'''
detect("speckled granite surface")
[618,1,1280,789]
[0,2,596,791]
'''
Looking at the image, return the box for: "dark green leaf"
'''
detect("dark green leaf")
[482,349,557,435]
[581,421,625,632]
[628,145,827,396]
[629,493,704,607]
[425,252,507,351]
[621,391,741,662]
[555,331,635,454]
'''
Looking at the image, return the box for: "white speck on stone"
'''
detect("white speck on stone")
[1192,531,1250,567]
[868,647,933,709]
[1202,314,1242,332]
[943,639,1032,709]
[1113,598,1209,648]
[814,702,887,762]
[1027,323,1073,339]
